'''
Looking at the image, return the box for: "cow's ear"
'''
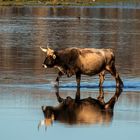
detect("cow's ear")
[53,54,56,59]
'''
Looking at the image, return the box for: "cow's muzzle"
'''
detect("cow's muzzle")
[42,64,47,68]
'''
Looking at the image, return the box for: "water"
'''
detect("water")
[0,5,140,140]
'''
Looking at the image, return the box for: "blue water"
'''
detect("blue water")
[0,79,140,92]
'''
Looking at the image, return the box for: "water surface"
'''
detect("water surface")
[0,5,140,140]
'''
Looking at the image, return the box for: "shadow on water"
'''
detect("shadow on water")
[38,86,122,129]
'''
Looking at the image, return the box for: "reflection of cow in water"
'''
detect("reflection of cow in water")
[38,87,122,128]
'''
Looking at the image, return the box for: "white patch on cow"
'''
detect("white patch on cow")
[54,66,65,74]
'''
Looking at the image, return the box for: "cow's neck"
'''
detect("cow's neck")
[54,52,69,73]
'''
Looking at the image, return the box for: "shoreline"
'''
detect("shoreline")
[0,0,139,7]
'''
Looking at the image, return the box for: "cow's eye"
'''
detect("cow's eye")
[53,54,56,59]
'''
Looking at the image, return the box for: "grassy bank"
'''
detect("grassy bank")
[0,0,138,6]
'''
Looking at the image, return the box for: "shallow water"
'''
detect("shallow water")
[0,5,140,140]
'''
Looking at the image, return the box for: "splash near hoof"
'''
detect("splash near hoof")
[51,81,59,88]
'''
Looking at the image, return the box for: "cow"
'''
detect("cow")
[40,47,123,88]
[38,87,122,127]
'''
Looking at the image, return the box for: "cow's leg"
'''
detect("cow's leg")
[105,87,122,110]
[97,87,105,105]
[106,64,123,88]
[55,87,64,103]
[55,71,63,87]
[76,73,81,88]
[99,71,105,87]
[75,86,80,101]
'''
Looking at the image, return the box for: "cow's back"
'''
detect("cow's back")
[55,47,115,76]
[77,48,109,75]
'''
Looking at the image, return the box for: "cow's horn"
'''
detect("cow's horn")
[42,106,46,111]
[47,47,54,53]
[40,47,47,53]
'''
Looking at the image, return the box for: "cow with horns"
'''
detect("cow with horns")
[40,46,123,88]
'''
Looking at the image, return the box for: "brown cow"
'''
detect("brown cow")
[38,87,122,127]
[40,47,123,88]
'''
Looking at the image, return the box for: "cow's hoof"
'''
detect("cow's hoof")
[54,83,59,88]
[116,80,124,88]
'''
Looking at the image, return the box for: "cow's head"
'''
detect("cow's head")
[40,46,56,68]
[38,106,55,130]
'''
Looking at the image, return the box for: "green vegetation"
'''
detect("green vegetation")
[0,0,138,6]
